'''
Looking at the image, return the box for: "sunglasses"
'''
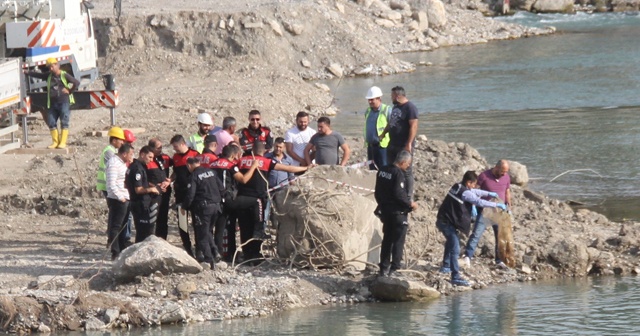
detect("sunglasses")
[250,118,261,121]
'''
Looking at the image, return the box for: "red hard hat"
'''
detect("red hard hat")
[124,129,136,143]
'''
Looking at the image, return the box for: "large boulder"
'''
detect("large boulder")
[273,165,382,270]
[426,0,447,28]
[370,276,440,302]
[113,236,202,281]
[531,0,574,13]
[548,238,590,274]
[508,160,529,186]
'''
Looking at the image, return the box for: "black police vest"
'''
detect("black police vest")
[437,183,473,235]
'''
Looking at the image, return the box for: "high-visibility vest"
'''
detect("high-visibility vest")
[96,145,116,192]
[47,70,76,108]
[364,103,391,148]
[188,133,205,154]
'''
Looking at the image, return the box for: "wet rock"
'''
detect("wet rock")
[103,308,120,324]
[370,276,440,302]
[326,63,344,78]
[113,236,203,282]
[523,189,545,203]
[532,0,574,13]
[84,317,106,331]
[508,160,529,186]
[548,238,589,274]
[159,302,187,324]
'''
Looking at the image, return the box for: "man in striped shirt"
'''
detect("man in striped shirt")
[106,144,134,260]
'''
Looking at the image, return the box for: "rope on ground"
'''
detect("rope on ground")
[549,169,602,182]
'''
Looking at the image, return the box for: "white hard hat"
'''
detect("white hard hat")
[365,86,383,99]
[197,113,213,125]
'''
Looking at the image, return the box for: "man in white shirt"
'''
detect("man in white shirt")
[106,143,134,260]
[284,111,317,166]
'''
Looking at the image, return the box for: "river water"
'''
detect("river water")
[150,276,640,335]
[330,11,640,221]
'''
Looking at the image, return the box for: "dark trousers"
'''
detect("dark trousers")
[107,198,130,257]
[367,144,387,170]
[131,200,156,243]
[213,206,234,259]
[230,195,264,261]
[192,203,221,264]
[175,193,195,257]
[155,188,172,239]
[379,212,408,274]
[387,145,414,200]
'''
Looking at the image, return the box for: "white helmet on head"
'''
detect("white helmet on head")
[365,86,383,99]
[197,113,213,125]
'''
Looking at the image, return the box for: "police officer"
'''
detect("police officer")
[239,110,274,155]
[197,134,218,168]
[436,171,507,287]
[146,138,173,239]
[183,157,225,269]
[169,134,199,256]
[211,144,242,261]
[374,150,418,277]
[126,146,160,243]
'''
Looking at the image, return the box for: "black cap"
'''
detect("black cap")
[204,134,218,144]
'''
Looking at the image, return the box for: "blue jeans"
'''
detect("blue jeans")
[47,100,71,130]
[437,219,461,280]
[367,144,387,170]
[465,212,500,262]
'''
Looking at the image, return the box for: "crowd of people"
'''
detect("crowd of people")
[97,84,510,287]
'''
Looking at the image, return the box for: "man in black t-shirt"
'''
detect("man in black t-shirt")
[126,146,160,243]
[380,86,419,200]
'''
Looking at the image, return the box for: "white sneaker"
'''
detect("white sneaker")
[496,261,509,269]
[462,256,471,269]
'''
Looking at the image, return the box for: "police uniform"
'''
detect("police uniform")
[374,164,413,276]
[126,159,156,243]
[197,148,218,168]
[173,148,199,256]
[231,155,278,262]
[182,166,224,267]
[146,153,173,239]
[211,157,238,261]
[239,126,273,156]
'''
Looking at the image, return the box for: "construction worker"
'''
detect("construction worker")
[124,129,137,147]
[97,126,132,244]
[364,86,391,170]
[238,110,273,155]
[169,134,199,257]
[214,117,239,155]
[187,113,214,154]
[183,157,225,269]
[126,146,160,243]
[197,135,218,168]
[106,144,134,260]
[147,138,173,240]
[211,144,243,262]
[231,142,309,265]
[25,57,80,149]
[97,127,126,195]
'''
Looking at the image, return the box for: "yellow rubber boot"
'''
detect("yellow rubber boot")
[57,129,69,149]
[48,129,59,149]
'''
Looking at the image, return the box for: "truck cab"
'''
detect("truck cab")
[0,0,99,91]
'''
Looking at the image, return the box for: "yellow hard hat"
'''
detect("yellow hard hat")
[107,126,125,140]
[45,57,58,66]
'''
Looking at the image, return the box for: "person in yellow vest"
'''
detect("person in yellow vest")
[97,127,126,195]
[25,58,80,149]
[187,113,215,154]
[364,86,391,170]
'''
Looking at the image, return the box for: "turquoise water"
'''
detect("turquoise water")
[152,276,640,335]
[330,12,640,220]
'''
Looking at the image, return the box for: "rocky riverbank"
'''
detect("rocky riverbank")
[1,0,639,333]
